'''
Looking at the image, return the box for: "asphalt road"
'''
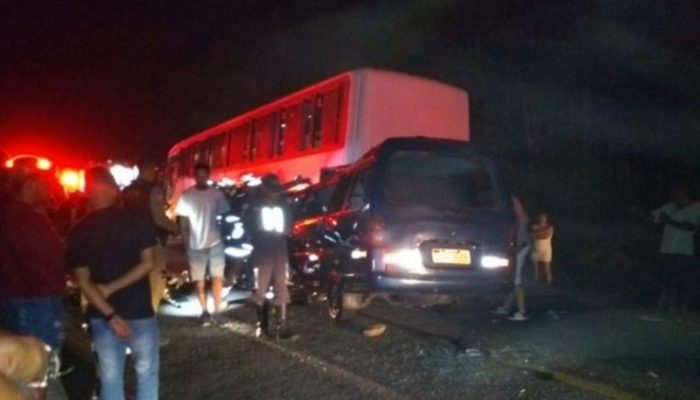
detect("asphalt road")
[59,277,700,400]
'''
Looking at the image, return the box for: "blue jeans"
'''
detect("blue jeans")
[90,317,159,400]
[0,296,63,349]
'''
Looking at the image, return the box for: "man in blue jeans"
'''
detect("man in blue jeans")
[68,167,159,400]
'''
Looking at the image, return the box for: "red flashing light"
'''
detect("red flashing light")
[59,169,84,193]
[5,155,54,171]
[36,157,52,170]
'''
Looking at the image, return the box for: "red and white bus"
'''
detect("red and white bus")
[165,69,470,203]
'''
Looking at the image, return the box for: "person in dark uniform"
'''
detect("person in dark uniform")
[245,174,297,340]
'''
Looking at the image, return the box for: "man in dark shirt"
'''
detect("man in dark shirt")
[0,172,66,351]
[67,167,159,400]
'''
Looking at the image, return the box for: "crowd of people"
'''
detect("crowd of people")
[0,160,297,399]
[0,158,698,399]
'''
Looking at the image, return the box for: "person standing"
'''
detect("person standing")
[0,172,65,400]
[245,174,297,340]
[493,196,531,321]
[67,167,159,400]
[123,160,180,313]
[176,163,230,325]
[530,212,554,284]
[0,172,66,352]
[651,181,700,313]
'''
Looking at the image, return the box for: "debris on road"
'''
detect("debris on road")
[364,323,387,338]
[463,348,485,357]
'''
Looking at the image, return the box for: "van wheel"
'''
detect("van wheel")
[327,279,356,322]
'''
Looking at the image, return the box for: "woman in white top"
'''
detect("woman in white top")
[530,213,554,284]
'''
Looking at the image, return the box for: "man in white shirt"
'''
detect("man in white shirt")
[176,163,230,325]
[651,181,700,313]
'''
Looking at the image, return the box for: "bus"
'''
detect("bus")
[165,68,470,203]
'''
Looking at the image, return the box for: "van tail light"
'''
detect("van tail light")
[366,216,386,248]
[326,216,338,228]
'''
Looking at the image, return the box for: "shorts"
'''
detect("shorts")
[187,243,225,281]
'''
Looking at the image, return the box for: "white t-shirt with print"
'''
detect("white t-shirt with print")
[652,201,700,256]
[176,187,230,250]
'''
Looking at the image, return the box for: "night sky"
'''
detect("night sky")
[2,0,698,168]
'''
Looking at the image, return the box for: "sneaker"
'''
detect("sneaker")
[491,306,510,315]
[199,312,212,327]
[508,312,529,321]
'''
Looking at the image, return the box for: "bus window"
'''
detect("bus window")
[313,94,323,148]
[285,103,302,156]
[249,121,259,161]
[211,131,229,169]
[323,87,342,145]
[301,100,313,151]
[276,109,287,157]
[205,137,215,167]
[180,146,192,176]
[230,124,248,165]
[221,131,230,167]
[191,142,201,165]
[195,139,211,167]
[258,114,274,161]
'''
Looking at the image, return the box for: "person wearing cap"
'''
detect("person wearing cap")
[67,167,159,400]
[245,173,298,340]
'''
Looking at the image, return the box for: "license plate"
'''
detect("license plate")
[431,248,471,265]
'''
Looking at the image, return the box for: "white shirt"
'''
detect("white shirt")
[652,201,700,256]
[176,186,230,250]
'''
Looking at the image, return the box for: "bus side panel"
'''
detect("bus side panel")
[352,69,469,161]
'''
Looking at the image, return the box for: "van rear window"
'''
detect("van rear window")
[384,150,501,210]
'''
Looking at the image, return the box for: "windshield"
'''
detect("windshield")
[383,150,502,210]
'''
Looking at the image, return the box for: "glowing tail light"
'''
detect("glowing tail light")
[366,216,386,247]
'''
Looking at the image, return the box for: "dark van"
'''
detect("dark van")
[290,137,515,320]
